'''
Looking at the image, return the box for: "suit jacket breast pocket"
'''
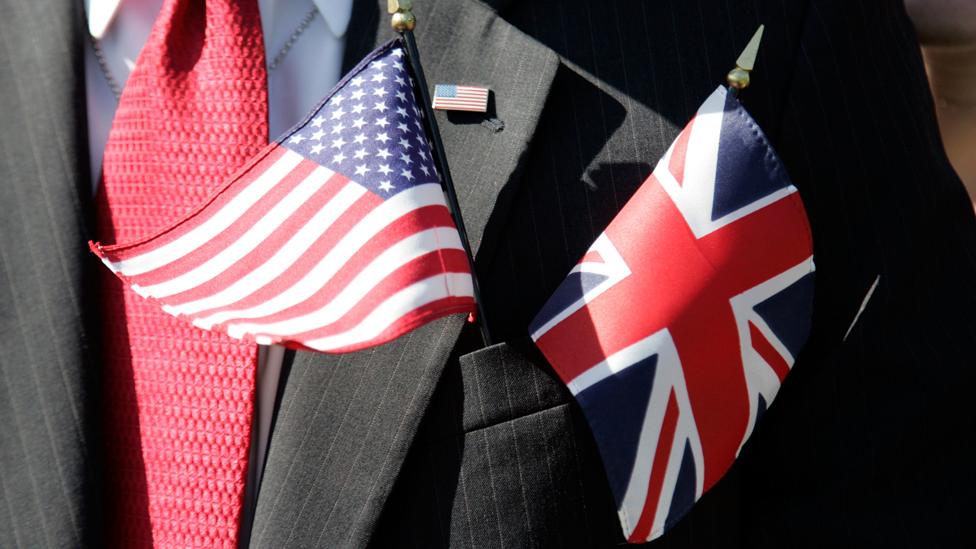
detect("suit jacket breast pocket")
[370,338,624,548]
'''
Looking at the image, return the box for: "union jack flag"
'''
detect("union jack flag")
[91,41,476,353]
[529,86,815,542]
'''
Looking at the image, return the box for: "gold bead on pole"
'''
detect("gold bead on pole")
[726,67,750,90]
[389,0,416,32]
[727,25,764,91]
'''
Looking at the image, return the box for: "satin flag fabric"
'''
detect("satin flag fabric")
[530,86,815,543]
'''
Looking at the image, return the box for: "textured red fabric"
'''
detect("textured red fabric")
[95,1,267,547]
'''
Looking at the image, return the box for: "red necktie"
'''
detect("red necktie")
[96,1,267,546]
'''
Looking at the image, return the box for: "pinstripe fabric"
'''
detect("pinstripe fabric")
[728,2,976,545]
[370,338,621,547]
[368,0,976,547]
[0,1,97,548]
[2,0,975,547]
[249,2,561,546]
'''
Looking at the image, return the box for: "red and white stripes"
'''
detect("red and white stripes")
[92,147,475,353]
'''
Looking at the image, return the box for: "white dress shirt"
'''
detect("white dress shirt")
[83,0,352,522]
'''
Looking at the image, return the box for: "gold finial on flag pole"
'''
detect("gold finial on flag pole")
[389,0,416,31]
[727,25,764,91]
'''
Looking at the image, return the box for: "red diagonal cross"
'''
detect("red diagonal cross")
[537,174,811,490]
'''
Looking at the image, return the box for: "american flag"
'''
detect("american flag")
[91,41,476,353]
[431,84,489,112]
[529,86,815,542]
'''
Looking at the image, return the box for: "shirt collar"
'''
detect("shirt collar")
[312,0,352,39]
[86,0,121,39]
[86,0,352,40]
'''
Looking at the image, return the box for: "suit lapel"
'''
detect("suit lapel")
[341,0,382,75]
[0,1,98,547]
[249,1,558,546]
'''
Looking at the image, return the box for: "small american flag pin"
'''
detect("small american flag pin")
[431,84,489,113]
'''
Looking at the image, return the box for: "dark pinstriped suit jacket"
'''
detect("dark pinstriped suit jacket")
[2,0,974,547]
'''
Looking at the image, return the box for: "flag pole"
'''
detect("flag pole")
[390,0,493,346]
[727,25,764,96]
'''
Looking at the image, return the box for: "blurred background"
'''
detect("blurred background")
[905,0,976,204]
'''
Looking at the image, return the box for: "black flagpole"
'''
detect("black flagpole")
[390,1,493,346]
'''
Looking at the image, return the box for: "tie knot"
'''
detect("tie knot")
[99,0,268,244]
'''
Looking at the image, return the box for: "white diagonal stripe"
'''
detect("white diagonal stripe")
[614,330,683,540]
[674,86,724,232]
[530,234,630,341]
[565,319,662,396]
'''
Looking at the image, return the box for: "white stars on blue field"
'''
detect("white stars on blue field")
[284,46,438,197]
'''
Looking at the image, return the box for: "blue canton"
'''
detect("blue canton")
[433,84,458,98]
[283,45,438,197]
